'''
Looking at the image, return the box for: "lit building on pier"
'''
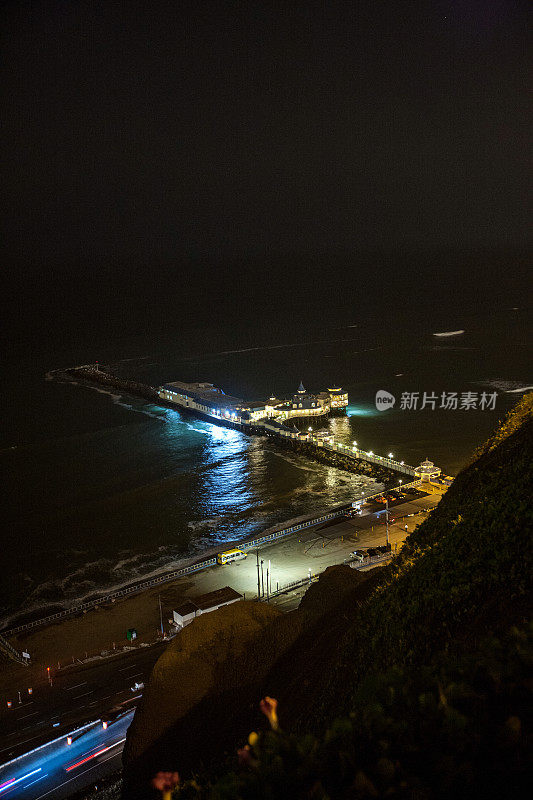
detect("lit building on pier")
[157,380,348,426]
[328,386,349,414]
[290,381,324,415]
[286,382,348,419]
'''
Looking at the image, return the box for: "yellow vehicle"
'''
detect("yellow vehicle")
[216,548,247,565]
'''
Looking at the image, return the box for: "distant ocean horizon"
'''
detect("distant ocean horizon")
[2,249,531,628]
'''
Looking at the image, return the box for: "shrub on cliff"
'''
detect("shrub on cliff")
[140,397,533,798]
[153,623,531,799]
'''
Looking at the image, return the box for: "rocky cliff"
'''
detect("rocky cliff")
[122,394,533,799]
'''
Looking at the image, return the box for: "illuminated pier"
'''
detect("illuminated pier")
[64,366,420,478]
[157,380,348,425]
[157,379,415,477]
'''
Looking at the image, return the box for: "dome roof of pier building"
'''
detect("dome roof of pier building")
[292,381,320,410]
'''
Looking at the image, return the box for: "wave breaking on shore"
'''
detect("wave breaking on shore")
[0,477,379,632]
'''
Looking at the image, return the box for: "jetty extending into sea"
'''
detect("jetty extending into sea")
[56,364,423,484]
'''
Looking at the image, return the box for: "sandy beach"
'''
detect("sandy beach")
[1,489,444,700]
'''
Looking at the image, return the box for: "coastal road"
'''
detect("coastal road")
[0,711,132,800]
[1,489,441,762]
[0,487,443,796]
[0,645,165,766]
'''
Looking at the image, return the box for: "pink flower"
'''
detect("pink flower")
[259,696,279,730]
[237,745,252,766]
[237,743,259,769]
[152,771,180,799]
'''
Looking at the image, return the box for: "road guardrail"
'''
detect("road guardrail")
[2,481,422,638]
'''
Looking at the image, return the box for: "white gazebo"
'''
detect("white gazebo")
[414,458,441,482]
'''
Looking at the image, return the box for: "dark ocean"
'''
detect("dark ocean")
[1,249,531,628]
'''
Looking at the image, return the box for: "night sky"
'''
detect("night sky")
[2,1,530,336]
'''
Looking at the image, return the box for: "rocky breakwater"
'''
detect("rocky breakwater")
[272,433,399,484]
[65,365,160,403]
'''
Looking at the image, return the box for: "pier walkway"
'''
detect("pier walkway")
[66,365,418,478]
[255,419,417,476]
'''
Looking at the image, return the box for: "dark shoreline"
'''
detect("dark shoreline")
[1,366,404,632]
[1,493,372,635]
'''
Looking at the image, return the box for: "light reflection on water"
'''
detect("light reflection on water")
[202,426,254,512]
[346,404,378,418]
[3,298,528,624]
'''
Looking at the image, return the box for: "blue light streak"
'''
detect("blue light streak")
[0,768,41,793]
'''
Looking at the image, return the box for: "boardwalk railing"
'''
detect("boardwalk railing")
[270,427,417,476]
[2,480,422,639]
[259,573,319,600]
[2,558,217,638]
[238,481,421,551]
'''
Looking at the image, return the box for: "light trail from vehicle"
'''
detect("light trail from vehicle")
[0,769,41,793]
[64,739,126,772]
[0,711,133,799]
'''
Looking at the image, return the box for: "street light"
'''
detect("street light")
[388,453,394,459]
[353,440,357,447]
[308,427,313,432]
[368,450,373,456]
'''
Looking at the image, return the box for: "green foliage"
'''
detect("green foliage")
[339,407,533,680]
[171,624,532,798]
[151,400,533,799]
[473,392,533,459]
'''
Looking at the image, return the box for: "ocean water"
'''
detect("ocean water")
[1,254,531,628]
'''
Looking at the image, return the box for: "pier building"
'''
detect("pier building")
[158,381,247,423]
[287,381,331,419]
[328,386,349,414]
[157,381,348,426]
